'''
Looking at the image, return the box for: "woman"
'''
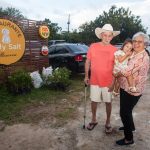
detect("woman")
[115,32,150,146]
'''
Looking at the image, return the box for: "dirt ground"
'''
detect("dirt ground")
[0,77,150,150]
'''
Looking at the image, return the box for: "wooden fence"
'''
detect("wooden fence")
[0,17,49,82]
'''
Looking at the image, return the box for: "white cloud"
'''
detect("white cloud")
[0,0,150,33]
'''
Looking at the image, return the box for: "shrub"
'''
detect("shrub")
[7,69,32,94]
[46,67,71,91]
[0,68,6,87]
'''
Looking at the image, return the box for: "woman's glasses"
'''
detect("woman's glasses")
[132,40,144,44]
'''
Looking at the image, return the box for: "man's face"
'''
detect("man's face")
[101,32,113,45]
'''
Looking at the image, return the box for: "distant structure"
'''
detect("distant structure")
[67,14,70,33]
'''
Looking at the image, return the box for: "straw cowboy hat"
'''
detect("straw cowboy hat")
[95,24,120,39]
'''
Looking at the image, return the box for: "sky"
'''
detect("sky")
[1,0,150,34]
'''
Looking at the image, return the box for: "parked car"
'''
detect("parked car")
[48,40,66,46]
[146,44,150,52]
[146,45,150,56]
[114,43,123,49]
[48,43,89,73]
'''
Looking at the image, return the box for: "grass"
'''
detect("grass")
[0,74,84,124]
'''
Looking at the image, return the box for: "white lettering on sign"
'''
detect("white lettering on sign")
[9,44,21,50]
[0,43,21,51]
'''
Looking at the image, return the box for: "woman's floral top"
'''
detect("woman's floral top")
[118,50,150,96]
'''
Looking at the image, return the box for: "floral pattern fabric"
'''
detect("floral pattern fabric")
[113,49,129,74]
[118,50,150,96]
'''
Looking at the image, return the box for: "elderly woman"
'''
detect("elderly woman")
[115,32,150,146]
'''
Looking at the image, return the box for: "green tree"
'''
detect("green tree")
[0,7,25,19]
[79,6,147,44]
[67,29,82,43]
[79,21,96,45]
[43,18,62,40]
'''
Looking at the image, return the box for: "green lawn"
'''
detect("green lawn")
[0,74,85,125]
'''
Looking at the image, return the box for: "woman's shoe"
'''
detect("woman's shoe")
[116,138,135,146]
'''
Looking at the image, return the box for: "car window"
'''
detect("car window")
[55,46,69,54]
[115,43,123,49]
[67,44,88,53]
[48,40,66,46]
[55,41,66,44]
[146,45,150,52]
[49,46,55,54]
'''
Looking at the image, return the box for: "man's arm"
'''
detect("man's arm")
[84,59,91,85]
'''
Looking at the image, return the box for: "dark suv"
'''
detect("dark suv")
[48,43,89,73]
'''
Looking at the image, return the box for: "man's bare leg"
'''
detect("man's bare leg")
[91,101,98,123]
[105,102,112,125]
[87,101,98,130]
[104,102,113,133]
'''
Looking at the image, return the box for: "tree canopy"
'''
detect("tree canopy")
[79,6,147,44]
[0,6,147,44]
[0,7,62,40]
[0,7,25,19]
[43,18,62,40]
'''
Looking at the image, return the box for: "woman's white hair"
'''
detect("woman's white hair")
[132,32,150,46]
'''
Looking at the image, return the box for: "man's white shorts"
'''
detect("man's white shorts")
[90,85,112,103]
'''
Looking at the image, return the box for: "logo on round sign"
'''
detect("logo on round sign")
[0,19,25,65]
[41,45,48,56]
[39,26,50,39]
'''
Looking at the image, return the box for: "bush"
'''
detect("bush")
[46,67,71,91]
[7,69,32,94]
[0,68,6,87]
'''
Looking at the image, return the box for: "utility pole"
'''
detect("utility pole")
[67,14,70,34]
[67,14,70,42]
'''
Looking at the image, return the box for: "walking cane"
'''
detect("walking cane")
[83,84,87,129]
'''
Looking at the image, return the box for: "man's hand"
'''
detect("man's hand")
[108,84,114,92]
[84,76,89,85]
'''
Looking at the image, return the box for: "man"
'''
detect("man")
[84,24,120,133]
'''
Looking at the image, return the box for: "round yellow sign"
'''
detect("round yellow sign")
[0,19,25,65]
[39,26,50,39]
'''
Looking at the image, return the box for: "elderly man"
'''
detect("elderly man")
[84,24,120,133]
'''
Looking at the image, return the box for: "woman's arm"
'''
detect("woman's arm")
[121,53,149,77]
